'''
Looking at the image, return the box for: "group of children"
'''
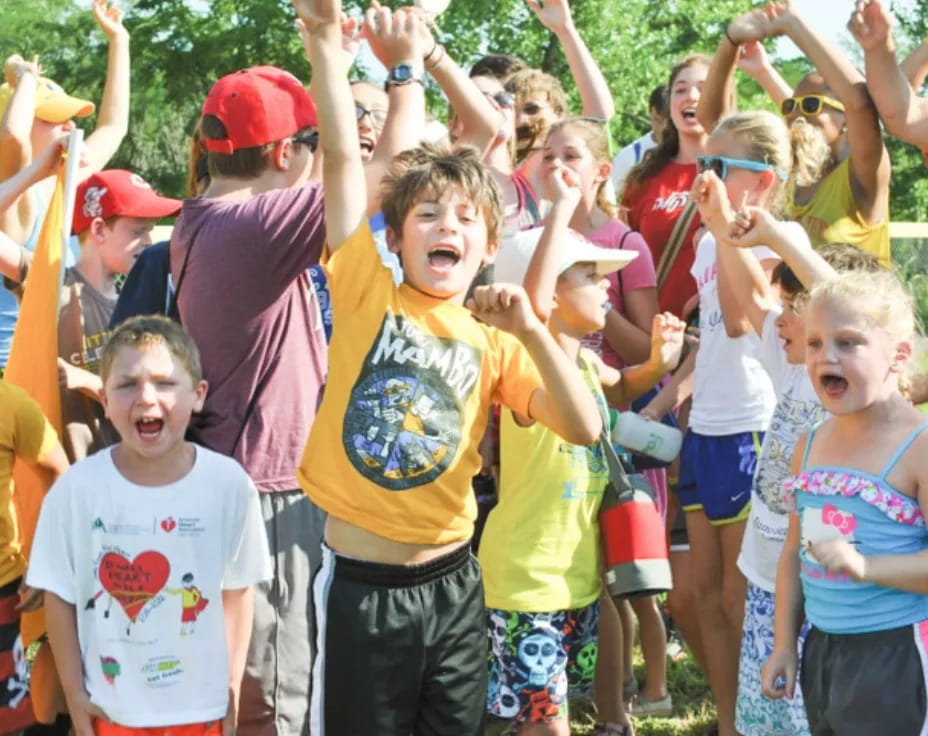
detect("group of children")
[1,0,928,735]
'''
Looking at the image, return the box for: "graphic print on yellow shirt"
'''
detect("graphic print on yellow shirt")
[344,310,479,490]
[299,223,542,545]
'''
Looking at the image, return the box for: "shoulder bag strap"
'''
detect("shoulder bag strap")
[655,199,698,292]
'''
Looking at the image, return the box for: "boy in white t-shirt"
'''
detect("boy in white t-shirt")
[27,315,271,736]
[705,202,882,736]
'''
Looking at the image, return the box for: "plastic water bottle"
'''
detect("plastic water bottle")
[610,410,682,464]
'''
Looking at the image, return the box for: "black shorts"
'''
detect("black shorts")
[801,622,928,735]
[310,543,486,735]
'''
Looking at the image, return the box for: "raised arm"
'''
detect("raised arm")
[696,9,771,132]
[81,0,130,174]
[901,39,928,92]
[294,0,366,248]
[422,27,500,155]
[526,0,614,119]
[0,132,67,215]
[728,206,836,289]
[736,41,793,110]
[520,164,580,322]
[362,5,427,213]
[849,0,928,148]
[770,1,890,222]
[0,59,42,243]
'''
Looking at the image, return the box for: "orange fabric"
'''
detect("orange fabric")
[94,719,222,736]
[5,165,66,722]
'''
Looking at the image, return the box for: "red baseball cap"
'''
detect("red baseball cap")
[72,170,182,235]
[201,66,317,154]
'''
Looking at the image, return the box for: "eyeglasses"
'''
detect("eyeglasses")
[292,130,319,153]
[482,90,515,109]
[696,155,788,182]
[355,102,388,128]
[519,101,550,117]
[780,94,846,117]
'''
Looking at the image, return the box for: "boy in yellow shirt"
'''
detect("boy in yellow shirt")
[293,0,603,732]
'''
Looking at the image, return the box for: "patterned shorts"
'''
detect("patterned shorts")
[486,602,599,723]
[736,582,810,736]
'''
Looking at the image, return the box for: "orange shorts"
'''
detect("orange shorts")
[94,719,222,736]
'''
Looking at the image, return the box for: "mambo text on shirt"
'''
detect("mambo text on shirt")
[342,309,484,491]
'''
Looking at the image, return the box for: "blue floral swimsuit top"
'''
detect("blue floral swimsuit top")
[785,423,928,634]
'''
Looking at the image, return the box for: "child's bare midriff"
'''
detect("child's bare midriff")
[325,514,467,565]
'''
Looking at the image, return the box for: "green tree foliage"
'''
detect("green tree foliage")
[2,0,927,227]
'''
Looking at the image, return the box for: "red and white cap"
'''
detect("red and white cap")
[201,66,317,154]
[72,169,182,235]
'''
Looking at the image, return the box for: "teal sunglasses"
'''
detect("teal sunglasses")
[696,155,788,182]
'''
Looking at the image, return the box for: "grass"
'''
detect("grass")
[569,647,717,735]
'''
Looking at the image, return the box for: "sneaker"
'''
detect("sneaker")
[623,677,639,702]
[593,722,635,736]
[631,692,673,718]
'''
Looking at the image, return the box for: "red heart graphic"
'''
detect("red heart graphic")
[160,517,176,532]
[98,551,170,623]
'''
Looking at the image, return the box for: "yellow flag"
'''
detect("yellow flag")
[5,157,70,723]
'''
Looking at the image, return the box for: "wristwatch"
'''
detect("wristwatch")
[385,63,424,88]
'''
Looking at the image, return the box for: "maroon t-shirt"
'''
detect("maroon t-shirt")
[171,184,326,492]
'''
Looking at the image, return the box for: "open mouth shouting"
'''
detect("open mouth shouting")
[136,416,165,441]
[819,373,848,399]
[427,245,462,274]
[680,106,699,124]
[359,136,376,160]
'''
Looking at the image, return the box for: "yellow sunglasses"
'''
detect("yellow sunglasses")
[780,94,846,117]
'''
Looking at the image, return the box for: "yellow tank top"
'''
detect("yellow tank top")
[479,352,608,612]
[789,158,891,268]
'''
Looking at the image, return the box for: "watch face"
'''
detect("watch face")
[391,65,413,83]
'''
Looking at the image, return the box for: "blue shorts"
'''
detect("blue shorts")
[486,603,599,723]
[677,430,761,525]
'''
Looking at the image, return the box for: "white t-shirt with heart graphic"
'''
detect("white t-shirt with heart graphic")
[28,446,271,728]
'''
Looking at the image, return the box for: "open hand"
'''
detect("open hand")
[92,0,127,40]
[467,283,540,338]
[736,41,772,77]
[727,8,775,45]
[525,0,574,33]
[808,538,866,581]
[847,0,893,52]
[291,0,342,32]
[66,690,109,736]
[761,646,798,700]
[764,0,802,36]
[362,3,424,69]
[648,312,686,375]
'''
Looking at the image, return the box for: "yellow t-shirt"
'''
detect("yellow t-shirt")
[298,224,542,545]
[789,158,891,268]
[0,381,59,586]
[479,353,608,611]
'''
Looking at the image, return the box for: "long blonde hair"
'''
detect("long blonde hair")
[711,110,830,216]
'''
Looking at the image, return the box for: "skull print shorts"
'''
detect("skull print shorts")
[485,601,599,723]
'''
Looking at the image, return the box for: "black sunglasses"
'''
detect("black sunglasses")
[483,90,514,109]
[292,130,319,153]
[355,102,388,128]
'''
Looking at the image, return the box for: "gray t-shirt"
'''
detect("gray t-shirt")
[170,184,326,492]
